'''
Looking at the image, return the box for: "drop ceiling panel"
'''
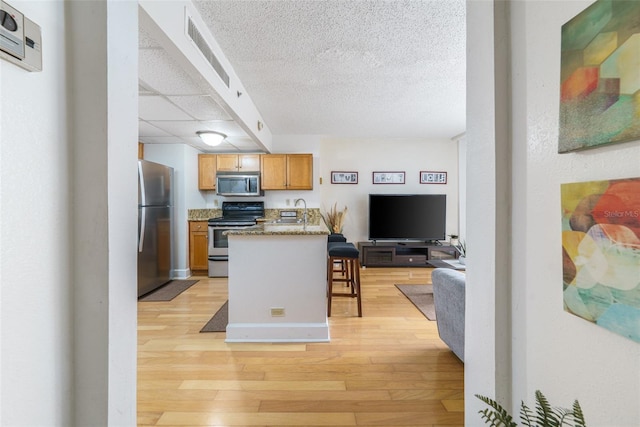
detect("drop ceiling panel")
[138,135,186,144]
[138,12,261,154]
[166,95,232,121]
[227,137,261,149]
[139,120,173,137]
[146,120,247,138]
[139,96,193,121]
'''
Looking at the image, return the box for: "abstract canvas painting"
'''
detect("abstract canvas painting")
[559,0,640,153]
[561,177,640,342]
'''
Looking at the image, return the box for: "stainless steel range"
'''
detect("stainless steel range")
[207,201,264,277]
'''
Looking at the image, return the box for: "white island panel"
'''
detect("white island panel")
[226,233,329,342]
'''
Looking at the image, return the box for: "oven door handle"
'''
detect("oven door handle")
[208,256,228,261]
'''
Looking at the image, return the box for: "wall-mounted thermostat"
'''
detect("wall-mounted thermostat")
[0,1,41,71]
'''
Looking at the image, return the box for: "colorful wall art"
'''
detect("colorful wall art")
[559,0,640,153]
[561,177,640,342]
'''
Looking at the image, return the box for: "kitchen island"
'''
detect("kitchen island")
[225,223,330,342]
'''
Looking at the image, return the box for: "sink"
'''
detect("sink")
[269,218,303,224]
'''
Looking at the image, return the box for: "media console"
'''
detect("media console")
[357,241,458,267]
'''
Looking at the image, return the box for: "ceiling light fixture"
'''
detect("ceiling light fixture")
[197,130,227,146]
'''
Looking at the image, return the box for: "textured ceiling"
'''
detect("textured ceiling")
[193,0,466,139]
[139,0,466,152]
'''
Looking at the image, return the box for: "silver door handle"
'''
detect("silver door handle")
[138,207,146,253]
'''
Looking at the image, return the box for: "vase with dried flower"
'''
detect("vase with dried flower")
[321,203,348,234]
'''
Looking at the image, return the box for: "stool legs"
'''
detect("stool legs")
[327,255,362,317]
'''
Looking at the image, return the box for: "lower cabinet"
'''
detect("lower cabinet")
[189,221,209,273]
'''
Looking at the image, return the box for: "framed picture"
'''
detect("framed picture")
[373,171,405,184]
[420,171,447,184]
[561,177,640,342]
[559,0,640,152]
[331,171,358,184]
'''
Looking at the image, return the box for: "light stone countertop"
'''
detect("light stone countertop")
[188,208,323,224]
[188,209,221,221]
[224,222,330,236]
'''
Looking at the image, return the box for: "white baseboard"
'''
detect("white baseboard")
[225,322,330,343]
[171,268,191,279]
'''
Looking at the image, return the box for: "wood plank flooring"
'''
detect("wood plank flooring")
[137,267,464,426]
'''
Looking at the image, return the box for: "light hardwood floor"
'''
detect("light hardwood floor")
[137,267,464,426]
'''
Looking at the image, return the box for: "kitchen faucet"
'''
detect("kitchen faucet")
[294,198,307,225]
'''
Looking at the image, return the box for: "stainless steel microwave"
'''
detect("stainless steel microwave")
[216,172,263,196]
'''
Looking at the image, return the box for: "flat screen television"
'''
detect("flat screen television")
[368,194,446,242]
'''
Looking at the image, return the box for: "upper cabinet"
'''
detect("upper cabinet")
[216,154,261,172]
[198,154,217,190]
[198,153,313,191]
[261,154,313,190]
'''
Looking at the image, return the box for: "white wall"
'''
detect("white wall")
[465,0,513,419]
[513,1,640,423]
[1,2,74,424]
[1,2,138,425]
[467,0,640,424]
[320,138,459,243]
[69,2,138,425]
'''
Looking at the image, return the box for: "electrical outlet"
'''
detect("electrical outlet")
[270,307,285,317]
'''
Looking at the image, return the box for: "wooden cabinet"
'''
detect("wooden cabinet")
[260,153,313,190]
[189,221,209,273]
[287,154,313,189]
[216,154,260,172]
[357,242,458,267]
[198,154,217,190]
[260,154,287,189]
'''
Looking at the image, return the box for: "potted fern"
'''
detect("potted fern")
[476,390,587,427]
[456,239,466,265]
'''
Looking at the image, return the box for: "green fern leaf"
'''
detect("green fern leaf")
[571,400,587,427]
[477,390,586,427]
[520,401,534,427]
[534,390,563,426]
[476,394,518,427]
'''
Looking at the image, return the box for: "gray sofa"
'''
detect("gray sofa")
[432,268,465,362]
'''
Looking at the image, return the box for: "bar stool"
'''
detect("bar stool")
[327,233,347,276]
[327,243,362,317]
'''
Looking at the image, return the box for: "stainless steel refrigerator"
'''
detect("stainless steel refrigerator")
[138,160,174,297]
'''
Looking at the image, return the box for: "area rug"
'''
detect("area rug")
[138,280,199,302]
[200,301,228,333]
[395,284,436,321]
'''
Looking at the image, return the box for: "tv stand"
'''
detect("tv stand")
[358,241,458,267]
